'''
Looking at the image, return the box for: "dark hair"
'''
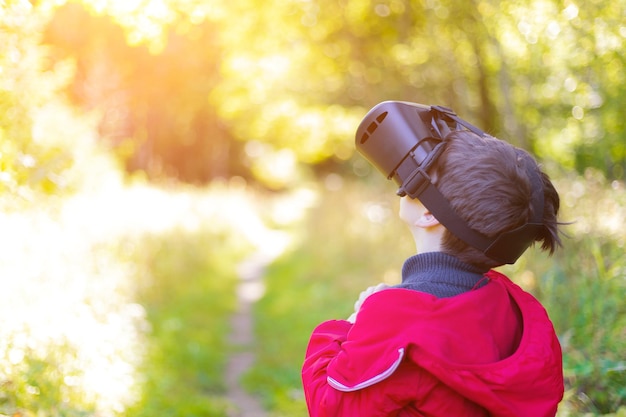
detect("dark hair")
[433,130,562,270]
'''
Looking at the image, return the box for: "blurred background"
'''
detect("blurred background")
[0,0,624,416]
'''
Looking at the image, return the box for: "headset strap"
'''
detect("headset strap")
[399,145,546,265]
[431,105,486,137]
[400,170,493,253]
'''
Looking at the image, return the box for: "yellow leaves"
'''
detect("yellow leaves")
[391,43,429,67]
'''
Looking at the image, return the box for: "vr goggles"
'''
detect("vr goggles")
[355,101,544,264]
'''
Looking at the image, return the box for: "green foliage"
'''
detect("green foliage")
[513,173,626,415]
[0,341,96,417]
[32,0,625,186]
[0,1,106,201]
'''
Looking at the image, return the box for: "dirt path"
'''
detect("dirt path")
[225,252,271,417]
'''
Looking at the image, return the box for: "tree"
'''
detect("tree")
[0,0,108,204]
[36,0,626,186]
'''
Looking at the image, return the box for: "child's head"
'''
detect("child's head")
[355,101,563,268]
[432,130,562,269]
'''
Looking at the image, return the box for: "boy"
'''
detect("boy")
[302,101,564,417]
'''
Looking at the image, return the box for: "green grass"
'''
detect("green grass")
[126,228,247,417]
[540,237,626,415]
[249,174,626,417]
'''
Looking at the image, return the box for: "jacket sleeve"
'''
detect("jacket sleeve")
[302,320,350,417]
[301,320,415,417]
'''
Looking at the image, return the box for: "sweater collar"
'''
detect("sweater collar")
[398,252,487,298]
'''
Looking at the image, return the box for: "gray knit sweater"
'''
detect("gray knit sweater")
[394,252,488,298]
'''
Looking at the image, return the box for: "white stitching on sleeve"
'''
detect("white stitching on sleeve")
[327,348,405,392]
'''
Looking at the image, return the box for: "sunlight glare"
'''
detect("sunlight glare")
[563,3,579,20]
[258,54,292,79]
[80,0,174,51]
[229,53,292,82]
[270,186,318,226]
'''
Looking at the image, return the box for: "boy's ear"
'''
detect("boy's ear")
[415,212,441,228]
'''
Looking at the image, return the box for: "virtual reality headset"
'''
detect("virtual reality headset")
[355,101,544,265]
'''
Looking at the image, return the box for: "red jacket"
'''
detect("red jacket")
[302,270,563,417]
